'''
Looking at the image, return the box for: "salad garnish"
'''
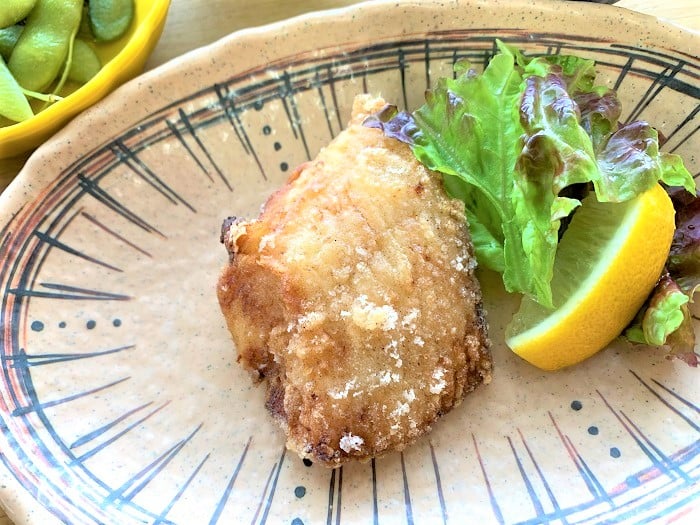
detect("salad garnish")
[366,40,697,363]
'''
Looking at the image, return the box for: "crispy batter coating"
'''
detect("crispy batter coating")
[217,94,492,467]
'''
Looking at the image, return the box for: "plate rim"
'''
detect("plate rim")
[1,0,699,523]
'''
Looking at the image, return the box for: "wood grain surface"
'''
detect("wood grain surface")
[0,0,698,523]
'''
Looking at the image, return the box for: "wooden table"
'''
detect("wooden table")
[0,1,697,523]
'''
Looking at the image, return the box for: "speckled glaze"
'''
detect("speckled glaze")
[0,1,698,524]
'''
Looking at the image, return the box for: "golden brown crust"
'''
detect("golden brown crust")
[217,94,492,467]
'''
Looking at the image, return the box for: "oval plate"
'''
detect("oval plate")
[0,0,698,523]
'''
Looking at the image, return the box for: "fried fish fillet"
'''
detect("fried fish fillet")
[217,94,492,467]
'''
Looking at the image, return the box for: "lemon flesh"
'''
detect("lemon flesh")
[505,184,675,371]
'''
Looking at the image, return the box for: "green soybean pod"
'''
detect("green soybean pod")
[0,0,38,29]
[0,56,33,123]
[89,0,134,42]
[8,0,82,92]
[67,38,101,84]
[0,25,23,61]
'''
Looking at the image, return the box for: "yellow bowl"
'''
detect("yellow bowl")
[0,0,171,159]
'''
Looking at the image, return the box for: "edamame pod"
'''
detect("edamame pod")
[67,38,101,84]
[89,0,134,42]
[0,56,33,123]
[8,0,82,91]
[0,0,38,29]
[0,25,23,60]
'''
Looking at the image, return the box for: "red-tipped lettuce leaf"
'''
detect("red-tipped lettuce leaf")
[625,271,698,366]
[365,40,695,311]
[667,187,700,296]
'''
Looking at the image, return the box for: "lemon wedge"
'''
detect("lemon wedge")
[505,183,675,370]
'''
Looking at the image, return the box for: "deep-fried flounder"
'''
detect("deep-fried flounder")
[217,94,492,467]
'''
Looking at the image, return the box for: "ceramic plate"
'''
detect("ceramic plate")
[0,0,698,523]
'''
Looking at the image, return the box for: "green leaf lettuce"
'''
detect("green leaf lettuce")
[366,40,694,312]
